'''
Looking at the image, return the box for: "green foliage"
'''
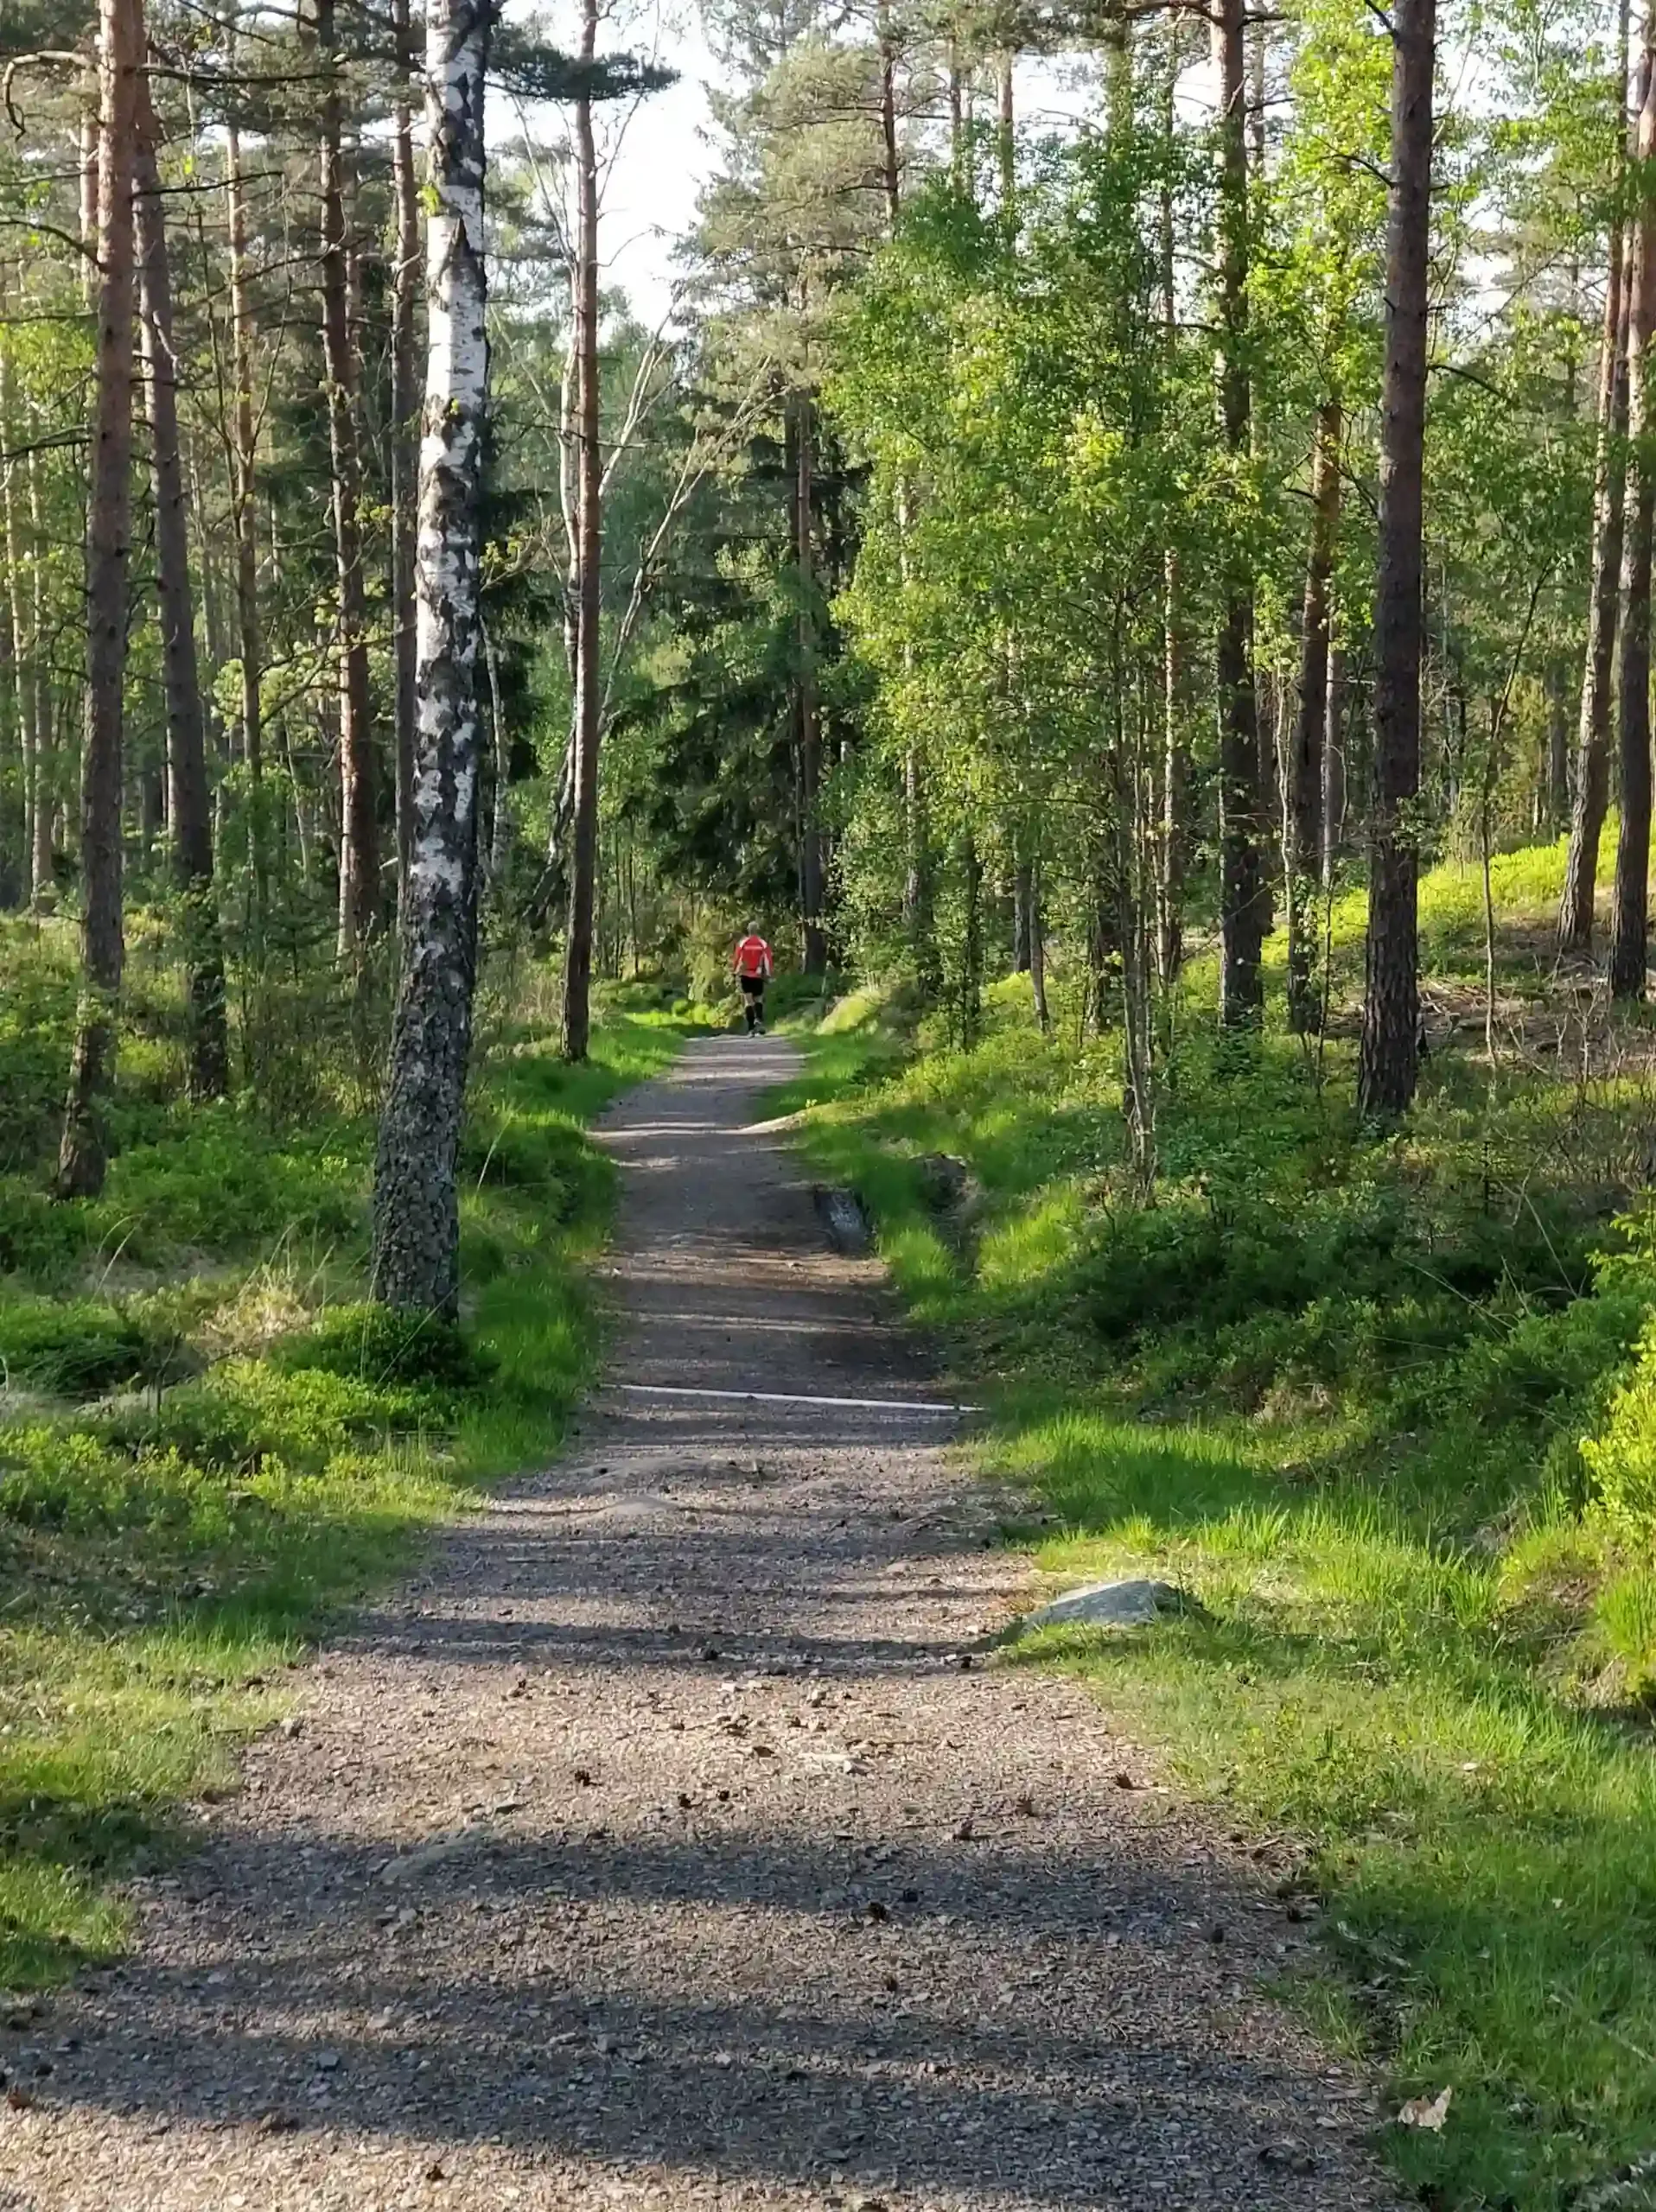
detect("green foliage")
[0,1294,160,1396]
[781,847,1656,2211]
[0,978,685,1993]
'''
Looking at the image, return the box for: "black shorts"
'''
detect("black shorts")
[739,975,766,999]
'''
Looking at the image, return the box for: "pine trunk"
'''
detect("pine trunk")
[1611,25,1656,1001]
[26,448,52,907]
[1,342,38,906]
[1560,0,1638,955]
[796,387,827,974]
[1357,0,1435,1117]
[1213,0,1266,1026]
[317,0,378,963]
[226,19,264,928]
[58,0,139,1199]
[135,79,227,1102]
[373,0,493,1317]
[1288,393,1340,1032]
[560,0,602,1062]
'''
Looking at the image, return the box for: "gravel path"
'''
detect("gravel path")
[1,1035,1401,2212]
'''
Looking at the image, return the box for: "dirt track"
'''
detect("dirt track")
[0,1033,1399,2211]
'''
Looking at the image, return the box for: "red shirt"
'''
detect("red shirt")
[733,935,773,980]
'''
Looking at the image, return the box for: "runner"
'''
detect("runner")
[732,924,774,1033]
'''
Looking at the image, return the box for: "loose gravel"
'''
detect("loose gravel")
[0,1033,1403,2211]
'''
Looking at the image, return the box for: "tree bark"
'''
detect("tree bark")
[391,0,422,923]
[0,339,39,908]
[560,0,602,1061]
[1288,392,1341,1031]
[1357,0,1435,1117]
[316,0,378,964]
[226,22,264,925]
[1560,0,1638,955]
[1028,861,1050,1032]
[1611,19,1656,1000]
[1322,640,1347,887]
[796,386,827,974]
[484,620,512,888]
[1213,0,1266,1026]
[135,72,227,1102]
[58,0,139,1200]
[373,0,493,1318]
[1156,47,1187,989]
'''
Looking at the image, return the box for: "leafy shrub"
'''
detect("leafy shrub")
[1582,1323,1656,1541]
[0,1296,160,1397]
[97,1124,366,1260]
[103,1357,458,1476]
[273,1302,494,1390]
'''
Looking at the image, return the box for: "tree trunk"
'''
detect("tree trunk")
[226,15,264,926]
[1612,24,1656,1001]
[878,0,901,232]
[1213,0,1266,1026]
[796,387,827,974]
[0,342,38,907]
[902,736,938,991]
[1013,855,1033,970]
[26,444,52,907]
[391,0,421,923]
[1545,645,1570,830]
[1028,861,1050,1032]
[1288,392,1340,1031]
[560,0,602,1061]
[1322,640,1347,887]
[1156,49,1186,989]
[959,828,983,1047]
[373,0,493,1317]
[1357,0,1435,1117]
[1560,0,1638,955]
[317,0,378,964]
[135,75,227,1102]
[484,620,511,887]
[58,0,139,1200]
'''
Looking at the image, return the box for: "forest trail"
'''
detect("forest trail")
[3,1036,1399,2212]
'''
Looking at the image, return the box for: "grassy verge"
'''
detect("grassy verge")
[0,938,683,1993]
[776,849,1656,2212]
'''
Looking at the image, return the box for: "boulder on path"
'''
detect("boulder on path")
[1016,1579,1200,1634]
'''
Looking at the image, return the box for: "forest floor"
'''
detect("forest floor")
[0,1032,1399,2212]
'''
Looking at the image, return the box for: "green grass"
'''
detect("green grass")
[778,842,1656,2211]
[0,967,685,1994]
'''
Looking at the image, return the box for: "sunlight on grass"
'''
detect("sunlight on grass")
[780,865,1656,2210]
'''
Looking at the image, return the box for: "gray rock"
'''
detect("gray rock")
[1018,1579,1196,1633]
[814,1185,874,1255]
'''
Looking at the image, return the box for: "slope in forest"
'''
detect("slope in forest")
[780,836,1656,2212]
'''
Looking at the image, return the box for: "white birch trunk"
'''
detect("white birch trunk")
[372,0,492,1318]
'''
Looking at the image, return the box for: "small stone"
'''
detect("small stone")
[1023,1579,1200,1633]
[951,1817,974,1842]
[315,2050,341,2072]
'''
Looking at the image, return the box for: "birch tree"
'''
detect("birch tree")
[373,0,493,1318]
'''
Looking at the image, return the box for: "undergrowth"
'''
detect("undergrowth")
[779,838,1656,2212]
[0,918,684,1992]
